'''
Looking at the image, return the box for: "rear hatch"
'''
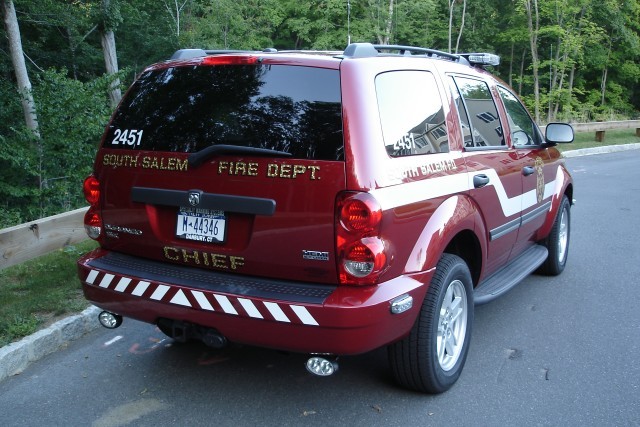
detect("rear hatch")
[95,56,346,284]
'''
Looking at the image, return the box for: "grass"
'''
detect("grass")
[0,240,98,347]
[0,128,638,347]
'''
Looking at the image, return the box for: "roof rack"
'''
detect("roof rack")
[341,43,500,68]
[342,43,467,64]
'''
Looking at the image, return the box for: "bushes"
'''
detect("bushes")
[0,70,120,228]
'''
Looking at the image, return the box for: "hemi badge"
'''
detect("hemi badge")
[302,250,329,261]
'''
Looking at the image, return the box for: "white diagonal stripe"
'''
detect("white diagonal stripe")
[263,302,290,323]
[371,165,562,218]
[132,281,150,296]
[114,277,132,292]
[214,295,238,315]
[99,274,115,288]
[239,298,263,319]
[86,270,99,284]
[150,285,170,300]
[290,305,319,326]
[191,291,214,311]
[170,289,191,307]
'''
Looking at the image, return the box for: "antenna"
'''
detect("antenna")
[347,0,351,45]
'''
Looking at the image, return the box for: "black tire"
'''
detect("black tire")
[388,254,474,393]
[537,195,571,276]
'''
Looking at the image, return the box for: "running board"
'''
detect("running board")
[474,245,548,305]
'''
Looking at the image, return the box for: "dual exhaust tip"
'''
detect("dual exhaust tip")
[98,311,339,376]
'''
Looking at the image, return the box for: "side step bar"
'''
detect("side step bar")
[474,245,548,305]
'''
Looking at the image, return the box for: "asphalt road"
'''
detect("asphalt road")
[1,151,639,426]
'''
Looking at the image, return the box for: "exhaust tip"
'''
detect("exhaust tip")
[306,355,338,376]
[98,311,123,329]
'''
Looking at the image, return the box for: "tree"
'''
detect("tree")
[523,0,541,122]
[1,0,39,136]
[447,0,467,53]
[99,0,122,107]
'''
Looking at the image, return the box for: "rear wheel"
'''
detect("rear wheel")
[388,254,474,393]
[538,195,571,276]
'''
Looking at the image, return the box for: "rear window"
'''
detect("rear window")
[104,64,344,161]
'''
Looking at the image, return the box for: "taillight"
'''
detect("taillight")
[83,175,102,240]
[83,175,100,205]
[84,206,102,240]
[340,194,382,233]
[336,192,387,285]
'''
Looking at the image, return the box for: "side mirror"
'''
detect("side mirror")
[545,123,574,144]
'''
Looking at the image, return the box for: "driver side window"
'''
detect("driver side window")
[497,86,540,147]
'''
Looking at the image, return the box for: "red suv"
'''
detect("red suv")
[78,43,574,393]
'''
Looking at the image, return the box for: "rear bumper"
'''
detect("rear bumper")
[78,248,432,355]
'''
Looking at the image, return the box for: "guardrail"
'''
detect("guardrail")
[1,120,639,270]
[553,120,640,142]
[0,207,88,270]
[574,120,640,142]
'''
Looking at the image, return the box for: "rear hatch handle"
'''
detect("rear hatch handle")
[189,144,292,168]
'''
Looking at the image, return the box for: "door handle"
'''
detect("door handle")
[523,166,535,176]
[473,174,490,188]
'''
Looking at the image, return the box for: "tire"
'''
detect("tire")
[388,254,474,393]
[537,195,571,276]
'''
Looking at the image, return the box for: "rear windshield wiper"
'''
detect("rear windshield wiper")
[188,144,292,168]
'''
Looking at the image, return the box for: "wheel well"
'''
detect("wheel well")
[444,230,482,286]
[565,183,574,205]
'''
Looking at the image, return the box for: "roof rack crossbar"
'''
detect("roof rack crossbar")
[372,44,460,61]
[341,43,469,65]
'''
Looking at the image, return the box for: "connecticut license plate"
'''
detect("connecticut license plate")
[176,207,226,243]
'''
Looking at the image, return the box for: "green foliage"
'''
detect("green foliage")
[32,68,114,216]
[0,69,116,227]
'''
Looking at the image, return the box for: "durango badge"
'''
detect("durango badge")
[188,190,201,207]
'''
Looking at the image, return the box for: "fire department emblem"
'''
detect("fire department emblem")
[535,157,545,203]
[188,191,200,207]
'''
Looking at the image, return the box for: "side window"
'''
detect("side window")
[450,76,504,148]
[376,71,448,157]
[497,86,541,146]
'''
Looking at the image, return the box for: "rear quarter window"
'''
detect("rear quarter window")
[104,64,344,161]
[375,71,448,157]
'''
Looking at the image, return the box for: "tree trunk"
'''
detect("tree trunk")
[519,49,525,95]
[454,0,466,54]
[601,67,608,106]
[1,0,39,136]
[100,29,121,107]
[567,63,576,119]
[524,0,540,123]
[508,42,515,88]
[448,0,454,53]
[382,0,394,45]
[601,34,613,106]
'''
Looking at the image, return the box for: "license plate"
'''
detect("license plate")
[176,207,226,243]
